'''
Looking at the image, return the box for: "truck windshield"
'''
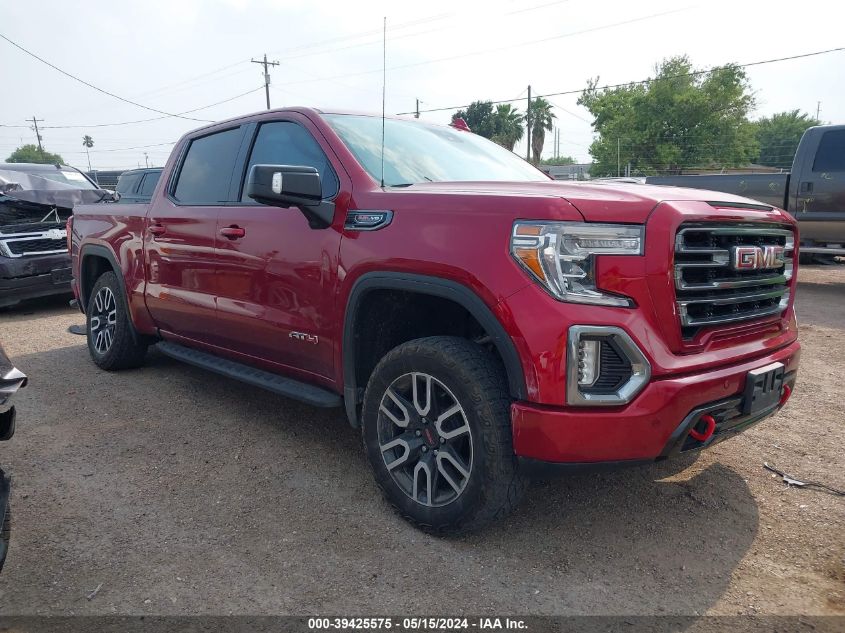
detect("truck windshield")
[325,114,548,186]
[23,167,97,190]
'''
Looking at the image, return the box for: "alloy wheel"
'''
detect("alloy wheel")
[377,372,473,507]
[89,287,117,355]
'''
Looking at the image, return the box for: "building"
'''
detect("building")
[540,163,591,180]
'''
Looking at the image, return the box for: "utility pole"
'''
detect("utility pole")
[415,99,420,119]
[617,138,621,178]
[144,152,150,168]
[526,85,532,162]
[555,128,560,161]
[252,54,280,110]
[816,101,821,120]
[28,116,44,153]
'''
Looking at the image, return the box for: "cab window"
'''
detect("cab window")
[812,129,845,172]
[173,127,243,204]
[241,122,338,202]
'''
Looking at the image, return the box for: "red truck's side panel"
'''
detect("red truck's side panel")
[71,107,800,467]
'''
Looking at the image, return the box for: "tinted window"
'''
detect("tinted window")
[174,127,243,204]
[241,122,338,201]
[116,172,142,195]
[139,171,161,197]
[812,129,845,172]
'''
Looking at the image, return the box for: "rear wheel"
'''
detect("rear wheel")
[361,336,526,534]
[86,271,147,370]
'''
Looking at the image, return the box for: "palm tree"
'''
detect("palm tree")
[82,135,94,171]
[491,104,524,151]
[528,98,555,165]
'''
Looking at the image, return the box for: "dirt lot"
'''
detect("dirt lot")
[0,267,842,616]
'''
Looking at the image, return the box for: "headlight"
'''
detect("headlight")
[510,221,644,307]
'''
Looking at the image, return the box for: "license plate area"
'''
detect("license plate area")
[742,362,784,415]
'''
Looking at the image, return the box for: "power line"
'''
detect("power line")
[283,7,688,89]
[0,31,213,123]
[273,0,574,63]
[0,87,263,130]
[398,46,845,116]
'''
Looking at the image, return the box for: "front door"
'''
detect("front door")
[213,118,345,380]
[144,126,244,344]
[793,127,845,243]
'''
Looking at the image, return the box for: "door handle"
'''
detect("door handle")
[799,181,813,193]
[220,225,246,239]
[148,223,166,236]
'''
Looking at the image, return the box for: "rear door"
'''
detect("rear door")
[792,127,845,243]
[144,126,245,344]
[212,116,345,380]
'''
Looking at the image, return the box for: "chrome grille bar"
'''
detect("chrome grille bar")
[674,224,793,334]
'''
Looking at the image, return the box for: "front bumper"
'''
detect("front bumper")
[0,253,72,307]
[511,339,800,464]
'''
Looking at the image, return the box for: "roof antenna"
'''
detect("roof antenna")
[380,16,387,188]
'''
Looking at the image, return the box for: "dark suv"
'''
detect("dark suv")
[114,168,162,204]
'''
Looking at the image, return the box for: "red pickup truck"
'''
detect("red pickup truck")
[70,108,800,532]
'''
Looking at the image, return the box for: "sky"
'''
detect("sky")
[1,0,843,171]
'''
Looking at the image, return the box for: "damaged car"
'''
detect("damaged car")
[0,344,26,571]
[0,163,112,308]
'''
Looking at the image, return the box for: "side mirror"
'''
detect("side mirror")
[246,164,334,228]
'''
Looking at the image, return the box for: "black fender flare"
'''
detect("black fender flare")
[78,244,144,343]
[78,244,126,312]
[342,272,527,426]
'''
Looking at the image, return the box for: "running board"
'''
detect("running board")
[156,342,342,408]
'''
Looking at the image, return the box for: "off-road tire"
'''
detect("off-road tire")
[361,336,527,534]
[86,271,147,370]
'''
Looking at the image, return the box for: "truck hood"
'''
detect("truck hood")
[388,180,772,223]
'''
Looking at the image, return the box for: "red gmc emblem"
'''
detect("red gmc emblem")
[732,245,785,270]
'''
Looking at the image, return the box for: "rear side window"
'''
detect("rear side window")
[173,127,243,204]
[241,121,338,201]
[812,129,845,172]
[139,171,161,197]
[116,172,141,195]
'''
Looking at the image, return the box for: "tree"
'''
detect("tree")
[753,110,820,169]
[6,144,65,165]
[528,97,555,165]
[540,155,576,166]
[452,101,496,139]
[490,104,524,151]
[82,135,94,171]
[578,56,757,176]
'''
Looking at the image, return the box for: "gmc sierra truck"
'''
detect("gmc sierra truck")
[647,124,845,258]
[70,108,800,532]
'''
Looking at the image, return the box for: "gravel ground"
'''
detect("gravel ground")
[0,266,842,616]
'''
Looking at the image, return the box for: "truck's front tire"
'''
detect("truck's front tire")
[86,271,147,370]
[361,336,527,534]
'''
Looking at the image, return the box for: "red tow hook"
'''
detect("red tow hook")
[689,414,716,442]
[779,384,792,407]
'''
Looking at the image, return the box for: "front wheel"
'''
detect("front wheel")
[361,336,527,534]
[86,271,147,370]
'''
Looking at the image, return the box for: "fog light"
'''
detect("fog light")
[567,325,651,406]
[577,340,601,386]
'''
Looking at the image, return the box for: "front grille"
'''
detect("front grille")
[3,238,66,256]
[674,224,793,338]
